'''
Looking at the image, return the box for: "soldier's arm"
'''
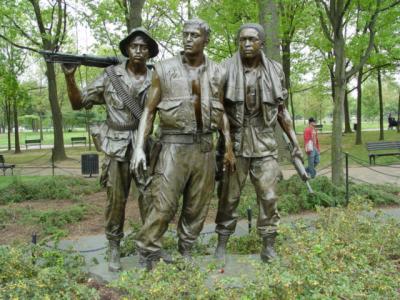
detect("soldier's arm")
[62,64,84,110]
[133,70,162,170]
[62,64,106,110]
[277,104,303,160]
[219,84,236,172]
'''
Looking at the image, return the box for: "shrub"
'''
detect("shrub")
[0,204,88,239]
[111,203,400,299]
[237,175,400,218]
[0,176,100,204]
[0,245,99,299]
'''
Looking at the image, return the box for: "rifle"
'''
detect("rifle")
[39,50,121,68]
[282,132,314,194]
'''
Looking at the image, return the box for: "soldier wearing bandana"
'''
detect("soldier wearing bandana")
[214,23,303,262]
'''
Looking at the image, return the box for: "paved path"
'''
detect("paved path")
[5,161,400,186]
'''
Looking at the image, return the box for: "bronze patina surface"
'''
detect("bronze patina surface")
[132,19,235,268]
[62,27,159,272]
[214,23,303,263]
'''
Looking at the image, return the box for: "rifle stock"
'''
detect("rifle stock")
[282,133,314,194]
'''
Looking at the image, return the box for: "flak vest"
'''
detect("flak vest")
[154,54,225,135]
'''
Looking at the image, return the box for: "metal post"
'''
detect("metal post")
[345,152,349,206]
[32,232,37,244]
[247,207,252,233]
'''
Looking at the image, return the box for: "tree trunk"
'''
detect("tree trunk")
[355,68,363,145]
[331,33,346,185]
[85,110,92,150]
[377,67,384,140]
[259,0,290,162]
[126,0,145,32]
[259,0,281,62]
[46,62,66,161]
[329,66,335,101]
[290,89,295,132]
[39,114,44,141]
[13,98,21,154]
[344,88,352,133]
[6,100,12,151]
[397,90,400,133]
[282,39,291,108]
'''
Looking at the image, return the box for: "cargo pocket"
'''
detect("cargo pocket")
[100,156,111,188]
[210,98,224,130]
[263,102,278,127]
[157,99,182,129]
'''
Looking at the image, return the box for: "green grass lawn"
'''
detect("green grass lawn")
[293,120,388,133]
[0,129,89,148]
[0,129,399,169]
[311,129,400,168]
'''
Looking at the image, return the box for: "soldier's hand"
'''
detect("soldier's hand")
[223,149,236,173]
[132,148,147,176]
[61,63,79,75]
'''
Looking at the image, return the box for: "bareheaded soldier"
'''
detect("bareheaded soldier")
[214,23,303,262]
[62,28,159,272]
[132,18,235,269]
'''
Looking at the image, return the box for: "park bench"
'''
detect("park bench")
[71,136,87,147]
[366,141,400,165]
[0,154,15,175]
[25,139,42,149]
[315,124,323,131]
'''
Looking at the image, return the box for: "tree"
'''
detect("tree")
[315,0,399,185]
[0,0,68,160]
[118,0,146,32]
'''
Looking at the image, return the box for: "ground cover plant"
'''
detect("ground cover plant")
[236,175,400,219]
[111,202,400,299]
[0,245,99,299]
[0,175,100,204]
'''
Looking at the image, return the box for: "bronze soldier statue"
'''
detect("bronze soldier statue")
[214,23,303,262]
[132,18,235,269]
[62,28,159,272]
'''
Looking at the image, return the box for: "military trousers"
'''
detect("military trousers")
[215,156,281,237]
[135,142,215,254]
[102,155,149,242]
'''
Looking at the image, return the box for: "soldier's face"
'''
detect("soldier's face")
[127,36,150,64]
[183,25,208,56]
[239,28,263,59]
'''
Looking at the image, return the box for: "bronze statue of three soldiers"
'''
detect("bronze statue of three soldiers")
[63,19,302,272]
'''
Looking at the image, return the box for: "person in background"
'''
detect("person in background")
[304,117,320,178]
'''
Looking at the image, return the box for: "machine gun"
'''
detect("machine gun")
[39,50,121,68]
[282,132,314,194]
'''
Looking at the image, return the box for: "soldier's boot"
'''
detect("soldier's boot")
[260,232,278,263]
[138,250,162,271]
[178,240,193,260]
[108,240,122,272]
[214,234,230,260]
[160,250,174,264]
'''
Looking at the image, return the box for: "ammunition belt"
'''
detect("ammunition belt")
[106,119,138,131]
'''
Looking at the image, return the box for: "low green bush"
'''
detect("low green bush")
[111,202,400,299]
[237,175,400,218]
[0,204,88,239]
[0,245,99,299]
[0,176,100,204]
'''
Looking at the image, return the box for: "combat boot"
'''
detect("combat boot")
[178,240,193,260]
[214,234,230,260]
[108,240,122,272]
[260,232,278,263]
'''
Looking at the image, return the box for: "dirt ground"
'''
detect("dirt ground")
[0,190,218,244]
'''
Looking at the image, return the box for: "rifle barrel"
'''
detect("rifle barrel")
[39,50,121,68]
